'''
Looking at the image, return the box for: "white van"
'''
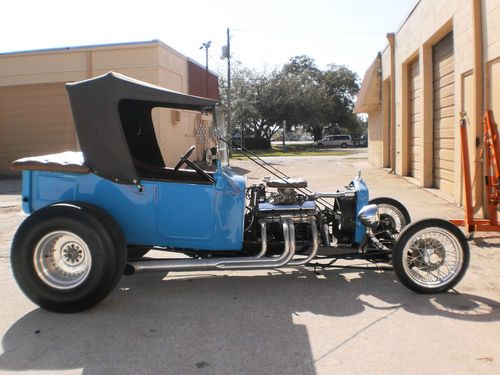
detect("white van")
[314,134,354,148]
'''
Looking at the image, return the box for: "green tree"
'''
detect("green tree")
[219,64,281,142]
[218,55,362,146]
[319,64,361,138]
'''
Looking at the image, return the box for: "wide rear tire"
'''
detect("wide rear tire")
[392,219,470,293]
[11,202,126,313]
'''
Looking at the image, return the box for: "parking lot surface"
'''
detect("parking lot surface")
[0,155,499,374]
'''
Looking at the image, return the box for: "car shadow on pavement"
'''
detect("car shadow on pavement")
[0,266,498,374]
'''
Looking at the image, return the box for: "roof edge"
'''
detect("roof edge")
[0,40,165,57]
[354,54,382,114]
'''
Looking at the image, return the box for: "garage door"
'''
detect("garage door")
[432,32,455,194]
[408,59,422,179]
[0,83,76,174]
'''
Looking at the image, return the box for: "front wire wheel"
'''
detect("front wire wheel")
[369,197,411,248]
[392,219,470,293]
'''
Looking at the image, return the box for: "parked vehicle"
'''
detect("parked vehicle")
[314,134,354,148]
[10,73,470,312]
[353,135,368,148]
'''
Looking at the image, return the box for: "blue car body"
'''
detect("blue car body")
[21,164,247,251]
[20,165,370,249]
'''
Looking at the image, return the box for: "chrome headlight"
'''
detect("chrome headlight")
[358,204,379,228]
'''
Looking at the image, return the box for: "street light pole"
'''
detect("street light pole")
[200,41,212,98]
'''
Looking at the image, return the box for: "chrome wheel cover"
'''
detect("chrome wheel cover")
[402,227,463,289]
[33,231,92,290]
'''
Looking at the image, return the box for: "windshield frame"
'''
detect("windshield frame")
[214,106,229,168]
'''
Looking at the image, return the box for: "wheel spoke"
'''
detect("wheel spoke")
[401,225,464,289]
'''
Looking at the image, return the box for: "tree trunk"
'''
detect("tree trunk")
[312,127,323,141]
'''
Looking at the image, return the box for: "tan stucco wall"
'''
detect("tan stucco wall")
[158,43,188,92]
[367,107,384,167]
[489,59,500,115]
[388,0,474,200]
[484,0,500,61]
[485,1,500,118]
[381,46,391,81]
[364,0,500,207]
[0,44,161,87]
[0,41,214,172]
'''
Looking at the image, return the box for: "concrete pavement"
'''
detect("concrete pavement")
[0,157,499,374]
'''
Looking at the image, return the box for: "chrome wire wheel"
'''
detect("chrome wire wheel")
[369,198,411,252]
[402,227,463,289]
[377,204,407,236]
[33,231,92,290]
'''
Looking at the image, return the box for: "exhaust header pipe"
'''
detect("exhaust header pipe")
[127,217,318,274]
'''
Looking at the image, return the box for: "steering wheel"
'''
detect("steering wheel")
[173,146,215,184]
[174,145,196,172]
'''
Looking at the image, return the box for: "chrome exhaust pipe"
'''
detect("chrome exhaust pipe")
[288,218,318,266]
[255,220,267,258]
[216,219,294,269]
[128,218,296,273]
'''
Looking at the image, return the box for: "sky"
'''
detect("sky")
[1,0,418,79]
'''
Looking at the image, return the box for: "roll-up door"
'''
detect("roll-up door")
[408,59,422,179]
[432,32,455,194]
[0,83,76,174]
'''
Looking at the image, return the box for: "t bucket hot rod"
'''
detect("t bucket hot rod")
[11,73,470,312]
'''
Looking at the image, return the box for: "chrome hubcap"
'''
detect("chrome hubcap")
[33,231,92,290]
[402,228,462,288]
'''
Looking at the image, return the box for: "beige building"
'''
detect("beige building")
[355,0,500,216]
[0,40,219,175]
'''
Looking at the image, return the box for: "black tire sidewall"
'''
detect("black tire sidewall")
[392,218,470,294]
[11,205,121,312]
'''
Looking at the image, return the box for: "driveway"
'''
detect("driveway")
[0,157,499,375]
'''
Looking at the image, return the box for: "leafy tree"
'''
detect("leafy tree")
[319,64,361,138]
[218,55,362,146]
[220,64,276,141]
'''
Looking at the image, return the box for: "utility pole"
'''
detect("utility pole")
[200,41,211,97]
[221,28,232,153]
[226,28,232,150]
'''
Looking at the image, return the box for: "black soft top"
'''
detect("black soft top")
[66,72,218,185]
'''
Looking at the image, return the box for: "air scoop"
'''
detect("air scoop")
[265,178,308,189]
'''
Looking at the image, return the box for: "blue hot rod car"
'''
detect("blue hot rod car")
[10,73,470,312]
